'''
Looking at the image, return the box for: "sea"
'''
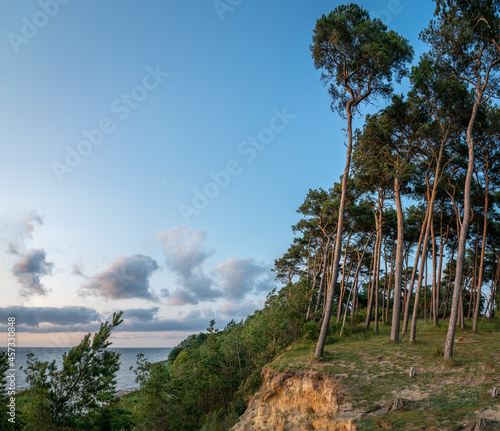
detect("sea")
[1,347,172,392]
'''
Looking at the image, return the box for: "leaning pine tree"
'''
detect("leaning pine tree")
[311,3,413,359]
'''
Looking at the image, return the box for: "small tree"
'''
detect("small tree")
[21,386,53,431]
[132,354,172,431]
[24,311,124,428]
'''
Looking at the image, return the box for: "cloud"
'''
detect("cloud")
[5,211,43,255]
[12,248,53,296]
[72,262,86,277]
[155,226,274,306]
[79,254,159,301]
[156,225,221,305]
[24,211,43,236]
[213,258,274,300]
[156,225,213,276]
[7,242,19,255]
[102,308,213,333]
[122,307,159,322]
[168,270,222,305]
[115,309,212,332]
[116,318,209,332]
[0,306,210,334]
[167,288,197,305]
[217,299,263,320]
[0,306,101,328]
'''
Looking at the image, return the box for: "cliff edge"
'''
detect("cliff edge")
[231,368,357,431]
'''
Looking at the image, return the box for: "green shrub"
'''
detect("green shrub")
[303,321,320,341]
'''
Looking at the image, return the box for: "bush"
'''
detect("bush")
[303,321,320,341]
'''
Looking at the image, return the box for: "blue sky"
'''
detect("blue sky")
[0,0,436,347]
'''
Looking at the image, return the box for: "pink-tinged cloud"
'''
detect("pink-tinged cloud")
[12,248,53,296]
[79,254,159,301]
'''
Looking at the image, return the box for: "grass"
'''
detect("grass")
[269,318,500,431]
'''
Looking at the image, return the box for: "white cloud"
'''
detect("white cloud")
[157,225,221,305]
[217,299,263,320]
[213,257,273,300]
[79,254,159,301]
[6,211,43,256]
[12,248,53,296]
[156,225,213,276]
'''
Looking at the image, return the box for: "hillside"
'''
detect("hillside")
[232,321,500,431]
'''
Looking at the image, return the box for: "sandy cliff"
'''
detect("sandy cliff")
[232,368,357,431]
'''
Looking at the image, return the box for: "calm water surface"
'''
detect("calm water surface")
[1,347,172,391]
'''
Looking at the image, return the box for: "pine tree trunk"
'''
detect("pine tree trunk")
[468,236,479,319]
[391,177,405,341]
[365,207,383,331]
[374,209,383,333]
[410,206,433,341]
[430,212,437,324]
[315,106,354,359]
[442,247,455,319]
[473,175,489,331]
[444,92,480,359]
[315,238,331,314]
[410,135,447,341]
[365,256,375,327]
[385,243,395,324]
[402,207,428,334]
[485,255,500,320]
[435,210,448,324]
[337,232,353,322]
[351,235,372,318]
[382,239,388,324]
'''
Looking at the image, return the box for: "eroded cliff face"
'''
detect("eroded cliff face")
[232,368,357,431]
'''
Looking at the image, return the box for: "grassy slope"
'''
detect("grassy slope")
[269,319,500,431]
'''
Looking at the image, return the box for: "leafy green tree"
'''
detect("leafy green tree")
[24,312,124,428]
[133,355,172,431]
[21,386,53,431]
[435,0,500,54]
[167,332,207,365]
[293,187,339,318]
[310,3,413,358]
[273,238,308,286]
